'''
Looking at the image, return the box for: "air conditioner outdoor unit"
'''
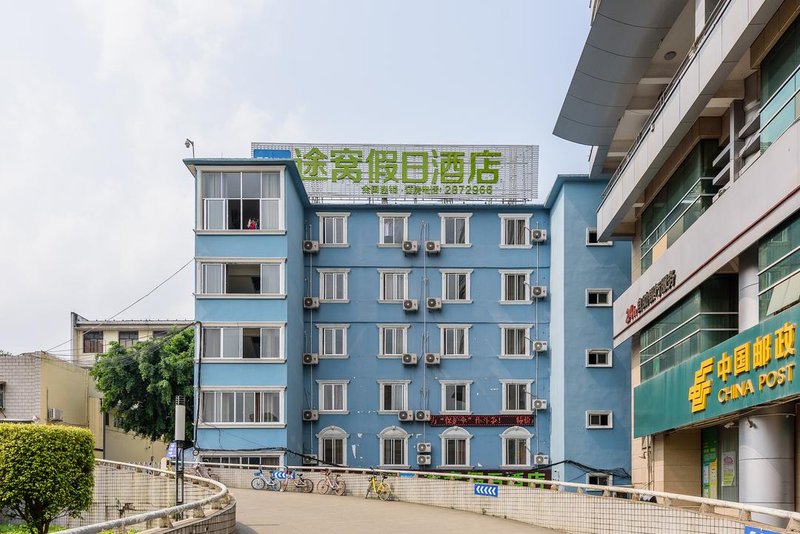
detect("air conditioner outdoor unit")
[533,399,548,410]
[533,341,548,353]
[302,410,319,421]
[403,299,419,312]
[417,455,432,465]
[530,229,548,243]
[401,353,418,366]
[402,240,419,254]
[302,353,319,365]
[47,408,63,422]
[530,285,548,299]
[398,410,414,422]
[303,240,319,253]
[425,240,441,254]
[304,297,320,309]
[302,454,318,465]
[426,297,442,310]
[424,353,440,365]
[414,410,431,422]
[534,454,549,465]
[416,442,432,454]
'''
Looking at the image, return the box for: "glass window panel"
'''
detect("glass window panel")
[202,392,216,422]
[202,264,223,294]
[242,328,260,359]
[222,328,240,358]
[205,199,225,230]
[262,392,280,422]
[261,328,280,359]
[262,172,281,198]
[260,264,281,295]
[202,173,221,198]
[203,328,221,358]
[220,392,234,422]
[222,172,241,198]
[260,199,280,230]
[242,172,261,198]
[244,392,256,422]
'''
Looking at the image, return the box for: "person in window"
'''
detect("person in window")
[246,218,258,230]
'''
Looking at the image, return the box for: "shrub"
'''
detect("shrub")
[0,424,94,534]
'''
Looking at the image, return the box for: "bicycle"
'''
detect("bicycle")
[285,471,314,493]
[250,467,283,491]
[365,470,392,501]
[317,469,347,496]
[190,463,220,482]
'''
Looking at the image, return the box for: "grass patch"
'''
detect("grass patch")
[0,525,65,534]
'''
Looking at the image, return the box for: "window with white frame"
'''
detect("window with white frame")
[586,411,613,428]
[586,228,613,246]
[442,270,471,302]
[501,426,531,467]
[440,325,469,358]
[440,381,471,413]
[440,426,471,467]
[587,473,612,486]
[378,214,408,245]
[319,325,348,358]
[378,381,409,412]
[586,349,612,367]
[500,271,531,302]
[199,262,283,296]
[319,213,348,245]
[440,214,471,245]
[201,453,283,468]
[379,325,408,357]
[379,426,409,467]
[200,389,283,424]
[200,171,282,231]
[500,215,532,247]
[501,380,532,413]
[500,325,532,358]
[318,426,347,466]
[379,270,408,302]
[203,326,283,359]
[318,381,348,413]
[319,270,348,301]
[586,289,612,307]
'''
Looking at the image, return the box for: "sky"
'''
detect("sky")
[0,1,590,356]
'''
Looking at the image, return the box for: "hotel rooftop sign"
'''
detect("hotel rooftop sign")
[251,143,538,203]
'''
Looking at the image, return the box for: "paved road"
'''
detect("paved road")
[231,487,563,534]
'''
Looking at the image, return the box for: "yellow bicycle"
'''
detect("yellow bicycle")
[365,470,392,501]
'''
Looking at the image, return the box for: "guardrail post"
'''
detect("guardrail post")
[192,506,206,519]
[738,509,751,521]
[158,516,173,528]
[786,517,800,532]
[661,497,672,507]
[699,503,713,514]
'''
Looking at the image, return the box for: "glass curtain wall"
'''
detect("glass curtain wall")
[758,212,800,319]
[761,17,800,151]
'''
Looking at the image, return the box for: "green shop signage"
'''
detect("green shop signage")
[634,305,799,437]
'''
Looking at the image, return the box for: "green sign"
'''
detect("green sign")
[634,304,799,437]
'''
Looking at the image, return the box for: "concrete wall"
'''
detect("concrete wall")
[40,353,90,426]
[0,353,41,421]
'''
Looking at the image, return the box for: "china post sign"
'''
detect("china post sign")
[634,305,799,437]
[251,143,538,202]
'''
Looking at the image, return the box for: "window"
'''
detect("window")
[440,426,471,467]
[378,381,409,412]
[500,215,532,247]
[501,426,531,467]
[319,325,348,358]
[200,171,281,231]
[441,270,471,302]
[199,262,284,296]
[318,381,348,413]
[440,325,470,358]
[500,271,531,303]
[586,228,613,246]
[500,325,532,358]
[586,289,612,307]
[152,330,169,339]
[501,381,532,413]
[379,426,409,467]
[118,331,138,348]
[586,349,612,367]
[201,453,283,468]
[379,325,408,357]
[319,213,349,245]
[0,382,5,410]
[318,426,348,466]
[319,270,348,301]
[200,389,283,424]
[379,270,408,302]
[440,381,471,413]
[202,326,283,359]
[440,214,471,246]
[586,411,613,429]
[83,331,103,353]
[378,214,409,245]
[587,473,612,486]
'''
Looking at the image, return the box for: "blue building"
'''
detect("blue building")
[185,143,631,484]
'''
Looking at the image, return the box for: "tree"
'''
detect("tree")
[90,327,194,443]
[0,424,94,534]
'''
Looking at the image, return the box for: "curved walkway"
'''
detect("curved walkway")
[231,487,565,534]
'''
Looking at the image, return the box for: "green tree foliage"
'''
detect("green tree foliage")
[0,424,94,534]
[90,328,194,443]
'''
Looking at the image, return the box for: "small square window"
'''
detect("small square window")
[586,349,612,367]
[586,289,612,307]
[318,213,349,245]
[378,214,408,245]
[440,214,471,246]
[586,228,613,246]
[587,473,612,486]
[586,411,613,428]
[318,382,348,413]
[118,331,139,349]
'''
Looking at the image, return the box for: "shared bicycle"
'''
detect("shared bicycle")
[250,467,283,491]
[316,469,347,496]
[365,470,392,501]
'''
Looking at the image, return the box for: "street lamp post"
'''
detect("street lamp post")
[174,395,186,507]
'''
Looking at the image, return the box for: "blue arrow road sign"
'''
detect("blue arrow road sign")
[745,528,779,534]
[273,471,295,480]
[474,483,499,497]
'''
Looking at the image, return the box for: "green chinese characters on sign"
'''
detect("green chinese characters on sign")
[401,151,429,183]
[330,148,363,183]
[294,147,328,180]
[469,150,501,184]
[366,149,398,183]
[439,151,466,184]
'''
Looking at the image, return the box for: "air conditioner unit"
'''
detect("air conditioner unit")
[302,453,318,465]
[424,353,440,365]
[530,285,548,299]
[416,442,432,454]
[414,410,431,422]
[532,399,548,410]
[303,240,319,253]
[302,410,319,421]
[417,455,432,465]
[302,353,319,365]
[398,410,414,422]
[403,299,418,312]
[402,240,419,254]
[304,297,320,309]
[425,240,441,254]
[426,297,442,310]
[534,454,549,465]
[47,408,63,422]
[530,229,547,243]
[401,353,418,366]
[533,340,548,353]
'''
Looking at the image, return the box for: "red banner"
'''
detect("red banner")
[428,414,534,427]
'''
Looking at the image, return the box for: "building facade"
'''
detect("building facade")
[556,0,800,517]
[186,143,631,482]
